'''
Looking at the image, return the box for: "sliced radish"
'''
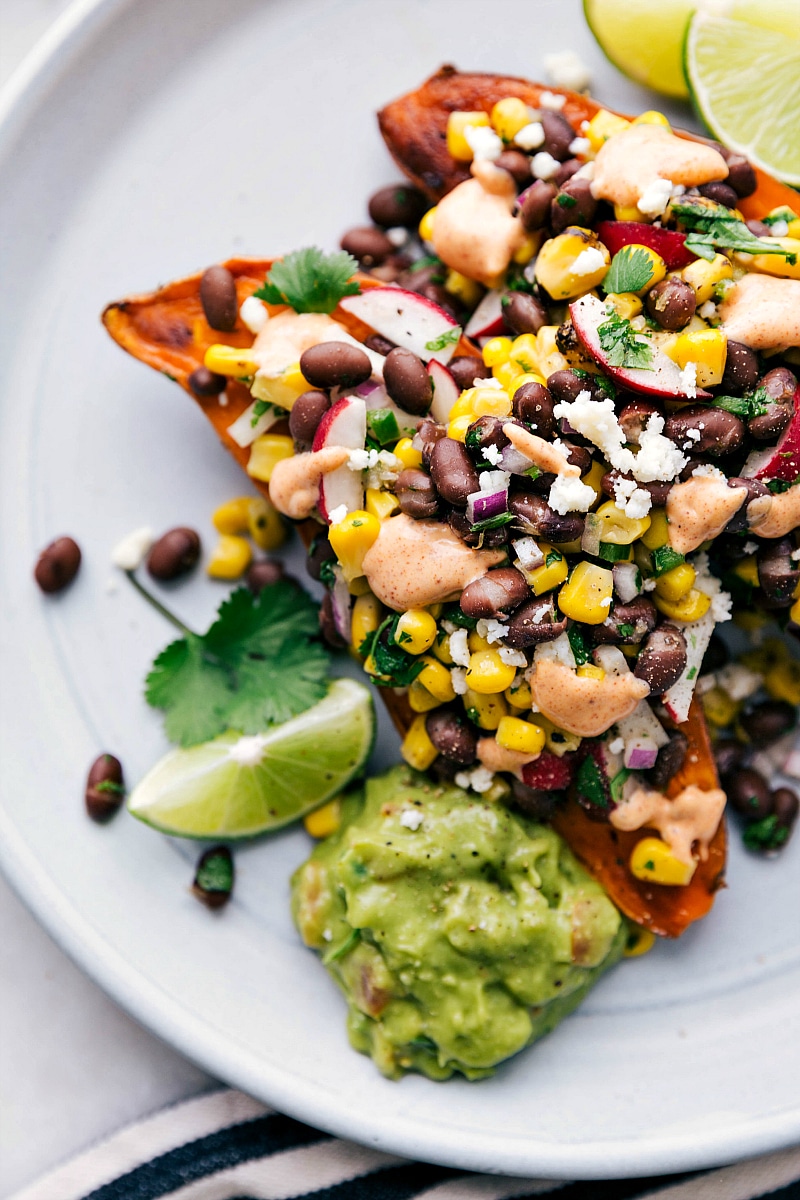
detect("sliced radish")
[596,221,695,271]
[312,397,366,522]
[464,289,507,339]
[353,380,418,437]
[570,294,710,400]
[428,360,461,423]
[339,287,461,365]
[742,382,800,485]
[662,608,715,724]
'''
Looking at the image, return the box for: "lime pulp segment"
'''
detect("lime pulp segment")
[128,678,375,838]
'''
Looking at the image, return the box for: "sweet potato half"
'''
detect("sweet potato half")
[102,67,798,936]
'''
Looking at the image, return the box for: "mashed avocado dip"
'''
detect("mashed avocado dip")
[292,766,625,1080]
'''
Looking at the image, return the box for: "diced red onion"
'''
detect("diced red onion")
[331,568,353,643]
[624,738,659,771]
[613,562,640,604]
[354,379,381,399]
[559,417,578,436]
[581,513,601,557]
[498,445,535,474]
[466,488,509,525]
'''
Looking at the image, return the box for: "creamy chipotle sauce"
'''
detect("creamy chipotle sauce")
[477,737,537,778]
[610,783,727,864]
[718,273,800,351]
[250,311,347,377]
[666,475,746,555]
[591,124,728,213]
[432,161,527,287]
[754,485,800,539]
[530,659,649,738]
[268,446,351,520]
[502,423,580,477]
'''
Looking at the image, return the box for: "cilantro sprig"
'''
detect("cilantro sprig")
[671,199,796,264]
[254,247,361,313]
[603,246,657,296]
[712,386,770,421]
[425,327,461,353]
[597,311,653,371]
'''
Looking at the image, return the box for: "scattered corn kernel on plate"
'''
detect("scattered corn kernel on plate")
[3,0,800,1181]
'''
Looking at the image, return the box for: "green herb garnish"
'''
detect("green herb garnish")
[712,386,769,421]
[250,398,274,428]
[597,542,633,563]
[254,247,361,313]
[424,327,461,353]
[359,615,424,688]
[671,198,796,263]
[576,754,608,810]
[743,814,790,852]
[470,512,515,533]
[545,549,563,568]
[194,848,233,896]
[603,246,657,296]
[617,622,635,638]
[652,545,685,576]
[767,479,798,494]
[597,311,653,371]
[567,625,591,665]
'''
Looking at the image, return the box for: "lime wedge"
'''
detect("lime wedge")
[585,0,798,100]
[685,12,800,186]
[128,678,375,838]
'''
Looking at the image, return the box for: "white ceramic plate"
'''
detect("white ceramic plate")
[2,0,800,1179]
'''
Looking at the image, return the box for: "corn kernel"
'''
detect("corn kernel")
[471,387,514,418]
[791,597,800,625]
[632,110,671,129]
[630,837,696,886]
[508,334,540,374]
[595,499,651,545]
[624,927,657,957]
[280,362,311,398]
[585,108,630,153]
[582,459,607,504]
[666,327,728,387]
[655,562,696,602]
[576,664,605,680]
[246,434,294,482]
[510,371,547,393]
[207,534,252,580]
[303,798,342,839]
[204,343,257,377]
[702,686,740,728]
[536,714,582,756]
[482,336,513,367]
[535,229,611,300]
[418,206,438,242]
[467,630,492,653]
[623,245,667,294]
[764,658,800,706]
[351,592,382,653]
[446,111,491,161]
[614,204,643,222]
[348,576,372,596]
[401,714,439,770]
[248,496,286,550]
[496,716,546,756]
[447,415,473,442]
[428,603,443,618]
[408,679,444,713]
[464,688,508,730]
[605,292,643,320]
[393,437,423,470]
[525,544,569,595]
[394,609,438,655]
[536,325,568,377]
[466,649,517,694]
[505,677,532,709]
[681,254,733,304]
[491,96,530,142]
[654,588,711,622]
[365,487,400,521]
[363,653,385,680]
[417,657,456,703]
[493,360,524,390]
[328,510,381,582]
[445,270,483,308]
[741,237,800,280]
[767,206,800,239]
[558,561,614,624]
[212,496,252,535]
[432,633,455,665]
[640,508,669,550]
[512,233,541,264]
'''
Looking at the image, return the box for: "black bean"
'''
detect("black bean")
[200,265,238,332]
[591,598,657,644]
[553,158,582,187]
[697,181,739,209]
[147,527,201,582]
[619,400,659,446]
[720,150,757,198]
[460,567,530,619]
[400,261,445,294]
[648,732,688,792]
[546,368,586,404]
[395,468,439,519]
[749,405,792,442]
[518,180,557,232]
[725,477,772,533]
[319,591,347,648]
[512,382,555,438]
[664,406,744,457]
[634,624,687,694]
[757,538,799,607]
[416,417,447,468]
[364,333,397,356]
[419,282,459,317]
[35,536,82,594]
[511,777,557,820]
[368,184,427,229]
[551,178,597,233]
[541,110,575,161]
[645,278,696,331]
[726,767,771,819]
[340,226,394,267]
[383,347,433,415]
[740,699,797,745]
[502,291,549,336]
[449,508,509,548]
[429,438,480,507]
[464,415,510,461]
[772,787,799,834]
[192,845,234,909]
[562,442,593,477]
[85,753,125,823]
[749,367,797,441]
[495,150,532,186]
[426,709,477,765]
[505,596,568,648]
[510,492,584,542]
[449,355,491,391]
[289,390,330,447]
[306,531,336,582]
[600,471,672,508]
[299,341,372,390]
[721,340,760,393]
[715,738,746,779]
[368,253,412,284]
[188,366,227,396]
[701,631,729,674]
[247,559,285,592]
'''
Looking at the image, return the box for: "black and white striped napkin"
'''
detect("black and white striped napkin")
[10,1089,800,1200]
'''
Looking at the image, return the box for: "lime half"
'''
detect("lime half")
[685,12,800,186]
[585,0,798,100]
[129,678,375,838]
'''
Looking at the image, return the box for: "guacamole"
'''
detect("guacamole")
[292,766,625,1080]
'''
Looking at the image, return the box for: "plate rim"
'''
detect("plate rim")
[2,0,800,1178]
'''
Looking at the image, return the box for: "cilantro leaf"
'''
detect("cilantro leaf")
[597,312,653,370]
[360,615,424,688]
[567,624,590,665]
[671,199,796,263]
[254,247,361,313]
[743,813,790,852]
[424,327,461,352]
[712,387,769,421]
[603,246,657,296]
[145,582,329,747]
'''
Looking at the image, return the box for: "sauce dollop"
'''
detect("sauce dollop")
[610,783,727,865]
[530,659,649,738]
[268,446,351,520]
[433,161,527,287]
[592,124,727,214]
[718,273,800,351]
[666,474,746,556]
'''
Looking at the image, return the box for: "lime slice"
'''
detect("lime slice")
[128,678,375,838]
[685,12,800,186]
[585,0,798,100]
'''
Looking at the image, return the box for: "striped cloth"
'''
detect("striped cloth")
[10,1090,800,1200]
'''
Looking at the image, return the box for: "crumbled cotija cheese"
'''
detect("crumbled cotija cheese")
[450,667,468,695]
[465,124,503,161]
[548,473,597,514]
[477,618,508,644]
[400,808,424,831]
[679,362,698,399]
[636,178,674,218]
[239,296,268,334]
[515,122,545,151]
[448,628,471,667]
[571,246,608,276]
[544,50,591,91]
[499,646,528,667]
[532,151,561,180]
